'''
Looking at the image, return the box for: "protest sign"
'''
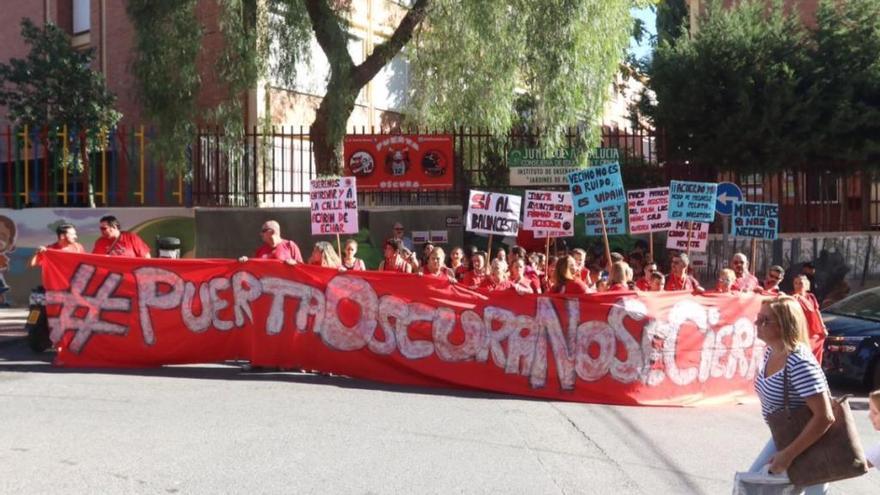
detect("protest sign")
[666,220,709,252]
[508,148,578,186]
[585,204,627,236]
[567,162,626,214]
[42,251,765,407]
[522,190,574,237]
[668,181,718,223]
[310,177,358,235]
[466,190,522,236]
[627,187,671,234]
[732,202,779,240]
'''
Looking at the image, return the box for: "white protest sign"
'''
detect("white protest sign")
[627,187,671,234]
[466,190,522,236]
[665,220,709,252]
[522,190,574,237]
[310,177,358,235]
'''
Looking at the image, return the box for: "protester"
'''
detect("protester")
[748,296,834,494]
[308,241,342,269]
[635,262,657,291]
[572,248,590,283]
[484,259,513,292]
[730,252,759,292]
[378,238,412,273]
[460,251,488,289]
[714,268,736,293]
[628,252,645,283]
[401,246,420,272]
[865,390,880,469]
[665,253,704,293]
[543,255,558,294]
[801,261,818,294]
[420,241,436,267]
[421,247,456,283]
[649,272,665,291]
[755,265,784,295]
[494,247,507,263]
[792,274,828,364]
[238,220,302,265]
[92,215,151,258]
[449,246,468,280]
[552,255,592,295]
[608,261,633,291]
[595,277,610,292]
[510,246,541,289]
[390,222,413,250]
[340,238,366,271]
[510,258,539,294]
[29,223,85,267]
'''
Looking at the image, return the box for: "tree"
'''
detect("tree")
[129,0,642,176]
[0,19,121,204]
[641,0,880,174]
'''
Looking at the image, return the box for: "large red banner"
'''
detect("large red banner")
[343,134,454,191]
[41,251,765,406]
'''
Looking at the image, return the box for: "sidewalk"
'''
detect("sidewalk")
[0,308,28,346]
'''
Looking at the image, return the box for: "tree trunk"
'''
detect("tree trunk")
[310,75,357,176]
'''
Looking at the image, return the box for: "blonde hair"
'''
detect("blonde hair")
[719,268,735,282]
[870,389,880,411]
[761,295,809,351]
[609,261,632,285]
[312,241,341,269]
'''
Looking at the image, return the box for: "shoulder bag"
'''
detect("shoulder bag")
[765,360,868,486]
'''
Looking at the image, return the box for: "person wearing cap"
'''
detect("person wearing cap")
[238,220,303,265]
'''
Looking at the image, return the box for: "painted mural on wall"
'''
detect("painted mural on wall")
[0,208,194,306]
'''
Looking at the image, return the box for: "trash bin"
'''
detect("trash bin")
[156,236,181,259]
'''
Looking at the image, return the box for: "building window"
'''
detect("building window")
[740,172,763,199]
[806,172,839,204]
[73,0,90,34]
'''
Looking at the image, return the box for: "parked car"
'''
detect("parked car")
[822,285,880,389]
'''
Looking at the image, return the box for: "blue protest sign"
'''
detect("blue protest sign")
[567,162,626,214]
[585,204,627,236]
[715,182,743,216]
[668,180,718,223]
[732,201,779,240]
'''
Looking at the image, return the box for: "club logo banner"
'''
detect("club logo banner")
[343,134,454,191]
[41,252,765,406]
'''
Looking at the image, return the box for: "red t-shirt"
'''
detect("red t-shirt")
[731,273,759,292]
[460,272,487,289]
[665,273,701,292]
[254,239,303,263]
[553,278,591,295]
[92,232,151,258]
[795,293,827,363]
[382,257,409,273]
[635,278,650,291]
[483,279,513,292]
[453,264,469,281]
[608,283,629,292]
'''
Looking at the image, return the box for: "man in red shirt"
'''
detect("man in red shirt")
[635,261,657,291]
[664,253,704,293]
[238,220,303,265]
[92,216,151,258]
[755,265,785,295]
[730,252,759,292]
[29,223,85,267]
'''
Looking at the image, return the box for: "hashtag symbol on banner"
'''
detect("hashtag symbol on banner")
[46,264,132,354]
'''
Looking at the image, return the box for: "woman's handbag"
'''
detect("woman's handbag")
[765,363,868,486]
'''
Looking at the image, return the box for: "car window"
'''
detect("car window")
[827,287,880,321]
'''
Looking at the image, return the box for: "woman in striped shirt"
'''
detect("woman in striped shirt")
[749,295,835,493]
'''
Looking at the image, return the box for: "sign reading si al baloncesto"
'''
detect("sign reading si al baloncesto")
[732,202,779,240]
[310,177,358,235]
[508,148,578,186]
[567,162,626,214]
[466,190,522,236]
[668,181,718,223]
[523,190,574,238]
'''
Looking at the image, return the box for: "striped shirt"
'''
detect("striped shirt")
[755,344,828,420]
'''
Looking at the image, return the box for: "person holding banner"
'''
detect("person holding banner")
[649,272,665,292]
[713,269,737,294]
[608,261,633,292]
[421,247,456,283]
[792,275,828,363]
[484,259,514,293]
[665,253,704,293]
[635,262,658,291]
[730,253,760,292]
[340,239,367,271]
[378,239,412,273]
[461,252,488,289]
[29,223,85,267]
[449,247,468,280]
[238,220,303,265]
[510,258,539,295]
[552,256,592,295]
[755,266,784,296]
[308,242,342,269]
[93,215,151,258]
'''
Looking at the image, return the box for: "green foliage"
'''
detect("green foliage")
[656,0,688,46]
[0,19,121,148]
[407,0,635,153]
[127,1,202,174]
[643,0,880,173]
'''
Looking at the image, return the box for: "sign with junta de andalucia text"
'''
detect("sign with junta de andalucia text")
[508,148,578,186]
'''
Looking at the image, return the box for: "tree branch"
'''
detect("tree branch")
[353,0,430,88]
[303,0,354,72]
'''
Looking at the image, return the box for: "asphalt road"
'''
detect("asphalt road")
[1,339,879,495]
